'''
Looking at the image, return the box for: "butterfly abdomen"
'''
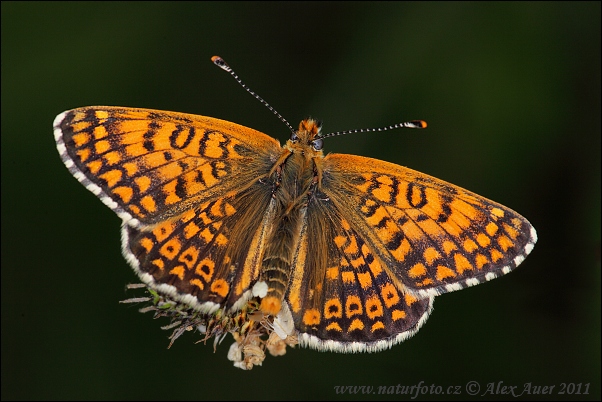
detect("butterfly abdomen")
[260,213,303,315]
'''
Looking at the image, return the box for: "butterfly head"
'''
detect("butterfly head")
[286,118,324,156]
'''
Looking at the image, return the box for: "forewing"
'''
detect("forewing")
[321,154,537,299]
[54,107,282,228]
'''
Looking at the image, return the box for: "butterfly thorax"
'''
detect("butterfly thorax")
[259,119,325,315]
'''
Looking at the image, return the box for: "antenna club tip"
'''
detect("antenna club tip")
[413,120,427,129]
[211,56,231,71]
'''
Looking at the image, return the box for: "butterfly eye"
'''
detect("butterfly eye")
[311,138,323,151]
[290,132,299,142]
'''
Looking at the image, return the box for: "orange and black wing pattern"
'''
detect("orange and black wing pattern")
[54,107,282,311]
[284,196,433,352]
[320,154,537,299]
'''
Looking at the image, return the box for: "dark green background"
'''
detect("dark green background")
[2,2,600,400]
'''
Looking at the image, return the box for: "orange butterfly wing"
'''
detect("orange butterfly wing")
[284,196,434,351]
[54,107,282,227]
[319,154,537,299]
[55,107,283,311]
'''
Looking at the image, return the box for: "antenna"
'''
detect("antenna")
[319,120,427,139]
[212,56,427,140]
[212,56,296,135]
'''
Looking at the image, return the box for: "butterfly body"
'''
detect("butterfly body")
[255,120,323,315]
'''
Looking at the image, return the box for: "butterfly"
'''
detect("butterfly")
[54,56,536,368]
